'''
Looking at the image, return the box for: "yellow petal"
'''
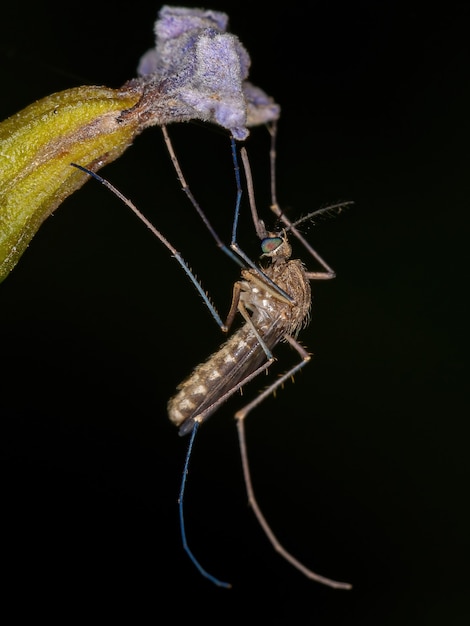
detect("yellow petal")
[0,84,143,282]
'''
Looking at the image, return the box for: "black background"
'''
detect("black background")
[1,1,468,623]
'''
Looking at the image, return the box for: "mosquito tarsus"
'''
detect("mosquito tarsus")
[70,120,353,591]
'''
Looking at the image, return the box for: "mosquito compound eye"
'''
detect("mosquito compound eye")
[261,236,282,254]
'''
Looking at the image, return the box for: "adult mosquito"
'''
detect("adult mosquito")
[71,121,352,590]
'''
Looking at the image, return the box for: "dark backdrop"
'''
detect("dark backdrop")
[1,2,468,623]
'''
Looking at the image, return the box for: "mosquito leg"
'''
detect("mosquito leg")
[223,278,274,359]
[230,137,266,241]
[223,276,277,361]
[234,336,353,589]
[236,416,352,589]
[178,418,232,588]
[161,125,244,268]
[70,162,227,331]
[223,280,243,332]
[267,120,352,280]
[229,143,294,303]
[267,120,279,210]
[236,301,274,360]
[234,335,311,421]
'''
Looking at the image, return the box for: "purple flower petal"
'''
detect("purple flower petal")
[137,5,280,138]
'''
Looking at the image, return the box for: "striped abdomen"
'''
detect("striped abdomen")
[167,317,283,434]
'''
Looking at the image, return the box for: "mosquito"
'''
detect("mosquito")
[71,121,353,590]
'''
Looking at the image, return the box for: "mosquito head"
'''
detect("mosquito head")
[260,230,292,262]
